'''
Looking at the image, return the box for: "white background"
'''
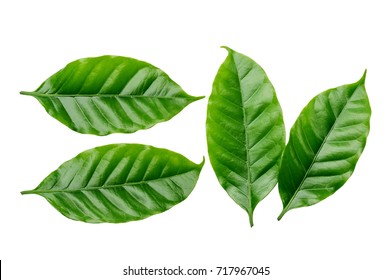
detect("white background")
[1,0,390,279]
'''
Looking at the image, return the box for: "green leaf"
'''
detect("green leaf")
[21,144,204,223]
[278,71,371,220]
[206,47,285,226]
[21,55,203,135]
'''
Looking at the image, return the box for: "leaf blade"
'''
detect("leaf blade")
[206,47,285,226]
[21,55,203,135]
[278,71,371,220]
[21,144,204,223]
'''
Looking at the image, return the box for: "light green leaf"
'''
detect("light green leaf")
[21,55,203,135]
[22,144,204,223]
[278,71,371,220]
[206,47,285,226]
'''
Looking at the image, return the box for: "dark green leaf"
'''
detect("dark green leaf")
[21,55,203,135]
[206,47,285,226]
[278,71,371,220]
[21,144,204,223]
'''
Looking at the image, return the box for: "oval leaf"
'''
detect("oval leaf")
[21,144,204,223]
[21,55,203,135]
[206,47,285,226]
[278,71,371,220]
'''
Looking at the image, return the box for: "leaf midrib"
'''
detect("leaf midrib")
[20,91,202,100]
[230,52,254,226]
[279,83,362,219]
[22,169,198,195]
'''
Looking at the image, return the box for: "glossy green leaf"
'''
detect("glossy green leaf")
[206,47,285,226]
[278,71,371,220]
[21,144,204,223]
[21,55,203,135]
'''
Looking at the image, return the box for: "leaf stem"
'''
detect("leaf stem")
[21,190,34,195]
[277,208,287,221]
[248,211,254,227]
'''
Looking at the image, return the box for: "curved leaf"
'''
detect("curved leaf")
[206,47,285,226]
[21,55,203,135]
[21,144,204,223]
[278,71,371,220]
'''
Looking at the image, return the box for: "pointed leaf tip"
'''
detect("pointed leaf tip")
[220,46,233,53]
[360,69,367,84]
[200,156,206,167]
[194,95,205,101]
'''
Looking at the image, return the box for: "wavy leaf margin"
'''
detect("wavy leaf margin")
[206,47,285,226]
[21,55,203,135]
[22,144,204,223]
[278,71,371,220]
